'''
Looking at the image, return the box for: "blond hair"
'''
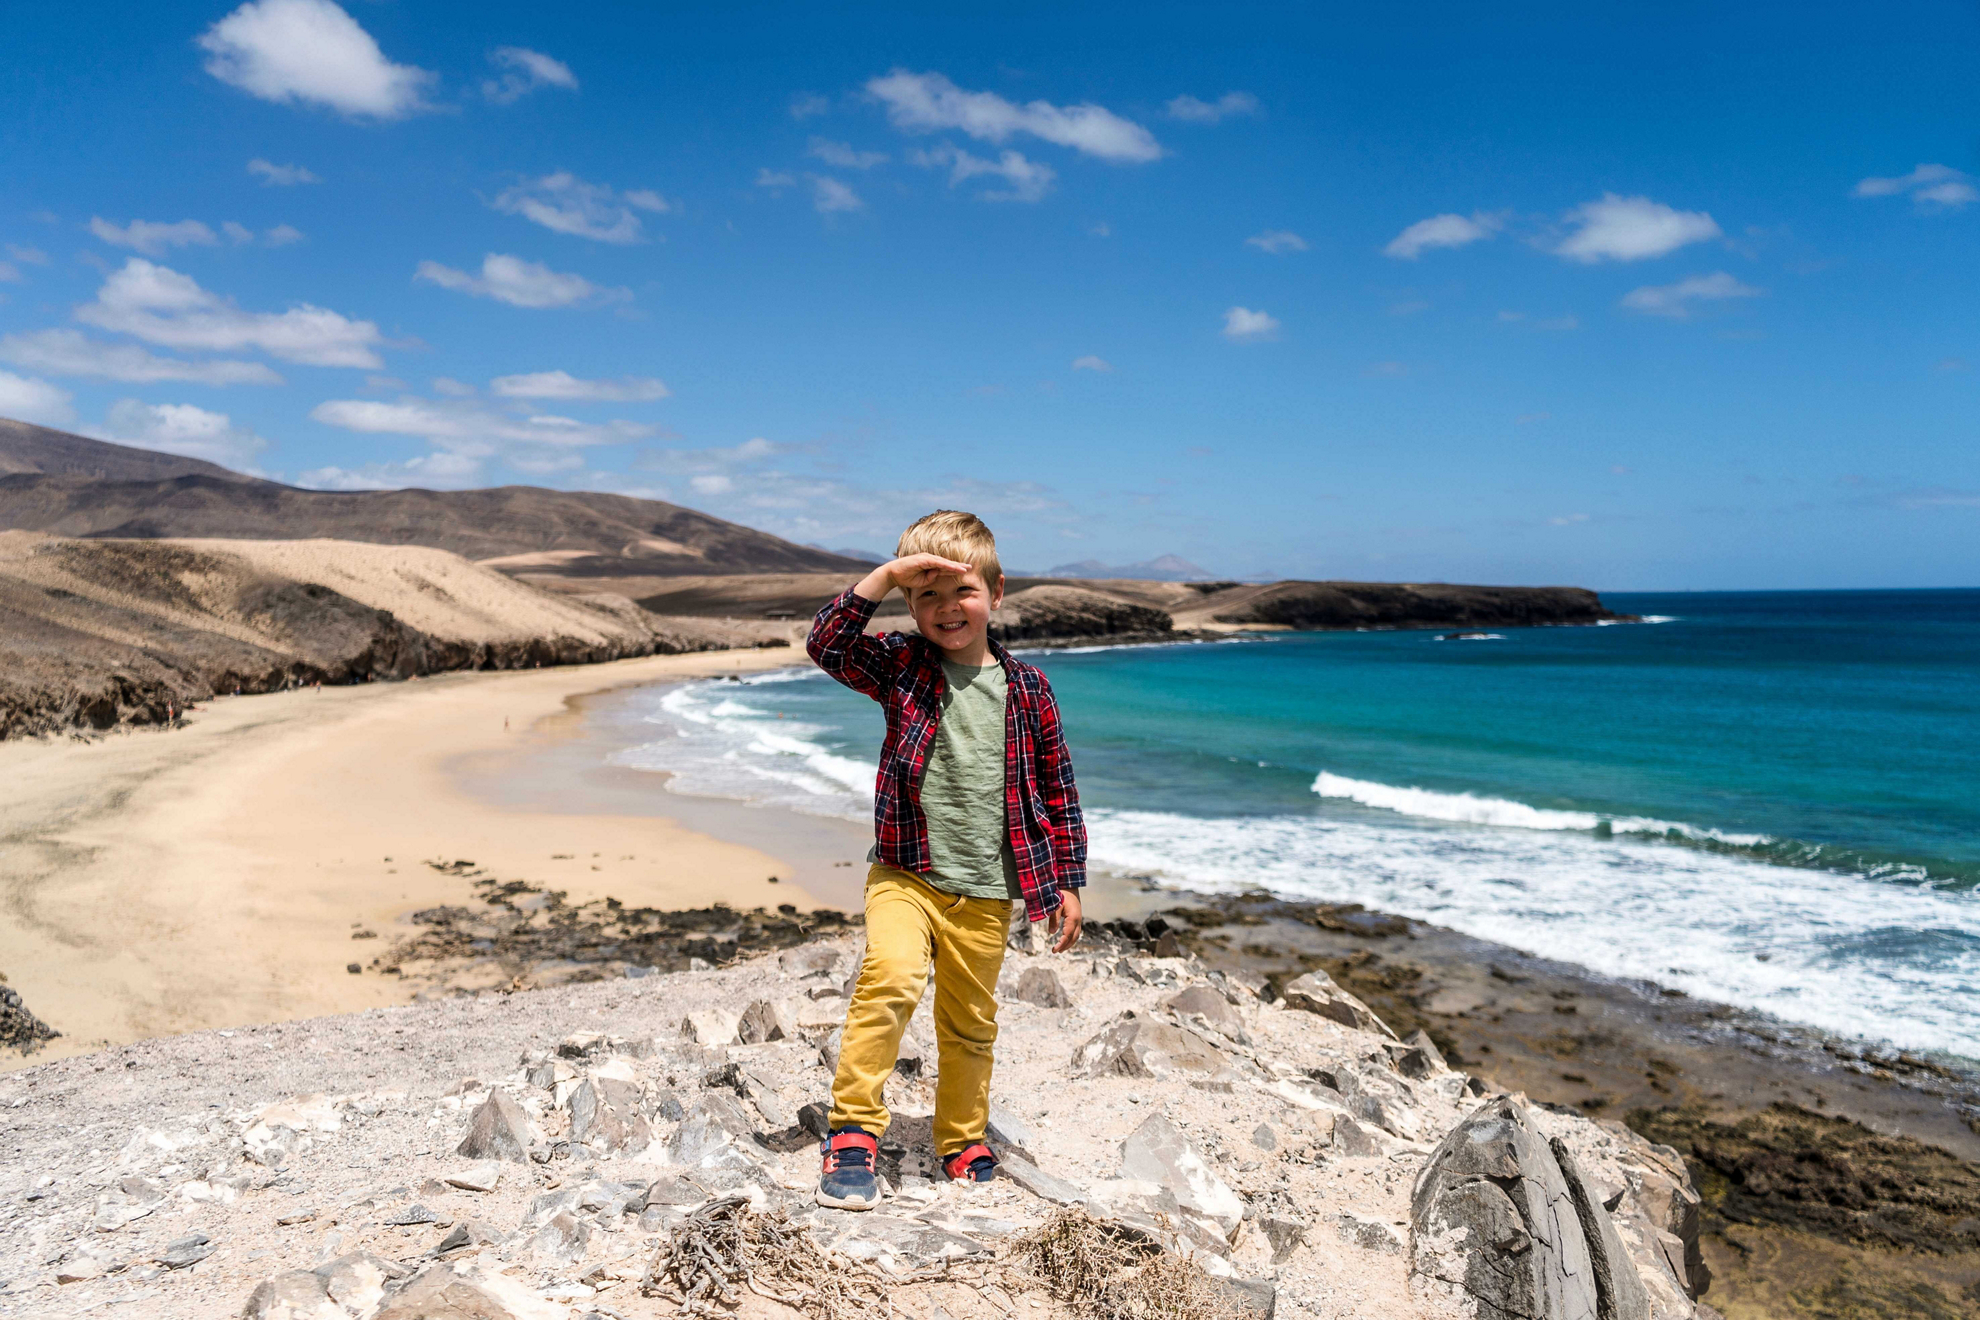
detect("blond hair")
[896,509,1003,587]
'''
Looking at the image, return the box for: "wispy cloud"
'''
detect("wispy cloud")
[1071,355,1112,372]
[490,370,669,401]
[77,258,384,367]
[247,158,318,186]
[1165,92,1260,124]
[89,218,218,256]
[1620,271,1762,318]
[97,399,268,468]
[1552,194,1720,263]
[6,245,49,266]
[756,169,797,190]
[911,145,1055,202]
[1222,307,1280,341]
[789,92,831,119]
[0,371,75,426]
[865,70,1161,163]
[1383,212,1501,259]
[1246,230,1307,255]
[414,254,619,309]
[198,0,434,120]
[1853,163,1977,211]
[810,176,863,213]
[483,47,578,104]
[492,172,667,244]
[304,392,655,488]
[807,138,888,169]
[0,328,281,385]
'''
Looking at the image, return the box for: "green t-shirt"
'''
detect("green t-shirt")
[906,657,1020,901]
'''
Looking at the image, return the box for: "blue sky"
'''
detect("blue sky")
[2,1,1974,589]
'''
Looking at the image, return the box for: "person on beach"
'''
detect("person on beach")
[805,509,1086,1210]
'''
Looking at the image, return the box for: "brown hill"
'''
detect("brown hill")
[0,419,870,576]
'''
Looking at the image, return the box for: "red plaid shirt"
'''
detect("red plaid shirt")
[806,587,1087,921]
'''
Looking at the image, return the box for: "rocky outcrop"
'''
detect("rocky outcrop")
[0,532,728,739]
[1194,580,1634,630]
[1410,1095,1652,1320]
[988,584,1178,645]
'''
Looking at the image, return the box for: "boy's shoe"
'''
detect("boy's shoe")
[817,1128,880,1210]
[941,1143,998,1184]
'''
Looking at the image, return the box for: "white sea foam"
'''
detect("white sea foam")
[1313,772,1769,845]
[1087,807,1980,1057]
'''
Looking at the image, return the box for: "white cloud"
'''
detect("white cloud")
[248,158,318,186]
[431,376,475,396]
[483,47,578,104]
[1246,229,1307,254]
[810,176,863,213]
[789,92,831,119]
[264,224,305,246]
[0,371,75,425]
[414,254,613,309]
[491,370,669,401]
[223,221,255,245]
[0,329,282,384]
[299,450,485,491]
[808,138,888,169]
[77,258,384,367]
[1853,163,1977,210]
[0,263,16,283]
[1165,92,1259,124]
[1620,271,1763,318]
[1222,307,1280,341]
[492,173,665,244]
[1071,355,1112,372]
[865,70,1161,163]
[98,399,268,468]
[756,168,797,189]
[912,145,1054,202]
[1549,512,1590,526]
[1383,212,1500,259]
[690,474,733,495]
[1553,193,1720,263]
[7,245,50,266]
[198,0,433,120]
[89,217,218,256]
[311,396,649,448]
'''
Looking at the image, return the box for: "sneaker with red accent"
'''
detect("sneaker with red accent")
[941,1142,998,1184]
[817,1127,880,1210]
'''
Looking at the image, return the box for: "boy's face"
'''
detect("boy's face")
[907,564,1003,657]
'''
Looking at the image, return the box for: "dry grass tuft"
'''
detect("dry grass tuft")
[1008,1208,1247,1320]
[644,1195,887,1320]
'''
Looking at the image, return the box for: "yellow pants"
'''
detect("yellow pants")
[829,865,1011,1155]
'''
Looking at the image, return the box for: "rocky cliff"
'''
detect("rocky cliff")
[0,533,730,739]
[1180,580,1632,631]
[0,920,1713,1320]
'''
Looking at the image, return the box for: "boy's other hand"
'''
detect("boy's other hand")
[854,553,975,603]
[1048,889,1083,952]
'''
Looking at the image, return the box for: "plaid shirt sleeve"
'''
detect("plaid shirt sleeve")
[805,587,905,700]
[1032,673,1087,889]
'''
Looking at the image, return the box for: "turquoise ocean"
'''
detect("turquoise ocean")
[610,590,1980,1059]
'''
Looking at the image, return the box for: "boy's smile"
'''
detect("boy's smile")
[909,566,1004,666]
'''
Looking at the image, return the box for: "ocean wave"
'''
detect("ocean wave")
[1087,806,1980,1058]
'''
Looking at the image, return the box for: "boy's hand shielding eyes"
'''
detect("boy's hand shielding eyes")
[853,553,975,604]
[1049,890,1083,952]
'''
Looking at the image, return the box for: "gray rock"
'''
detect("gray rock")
[568,1076,652,1153]
[998,1153,1086,1206]
[738,999,796,1043]
[91,1174,166,1231]
[382,1204,437,1226]
[443,1163,503,1193]
[1165,985,1245,1039]
[240,1270,341,1320]
[680,1009,740,1045]
[1281,971,1397,1039]
[1119,1113,1244,1238]
[1261,1216,1307,1264]
[1210,1276,1279,1320]
[986,1102,1037,1162]
[1394,1030,1449,1079]
[527,1210,590,1267]
[668,1103,763,1171]
[155,1233,214,1269]
[1071,1013,1235,1085]
[1251,1123,1278,1151]
[1013,966,1072,1008]
[1411,1094,1649,1320]
[370,1261,557,1320]
[313,1251,408,1313]
[644,1174,708,1206]
[455,1090,533,1163]
[1332,1117,1386,1158]
[1337,1211,1405,1254]
[1209,968,1267,1004]
[797,1210,991,1274]
[432,1221,506,1256]
[1551,1136,1652,1320]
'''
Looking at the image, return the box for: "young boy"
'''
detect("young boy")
[805,509,1086,1210]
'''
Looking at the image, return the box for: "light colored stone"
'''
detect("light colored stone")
[456,1089,535,1163]
[680,1009,741,1045]
[1166,984,1246,1039]
[738,999,797,1043]
[998,1152,1086,1206]
[370,1260,571,1320]
[1281,971,1397,1039]
[567,1076,651,1152]
[91,1174,166,1231]
[1119,1112,1245,1238]
[313,1251,407,1315]
[240,1270,342,1320]
[1072,1013,1235,1084]
[444,1162,503,1193]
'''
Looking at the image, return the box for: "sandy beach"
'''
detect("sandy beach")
[0,648,826,1071]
